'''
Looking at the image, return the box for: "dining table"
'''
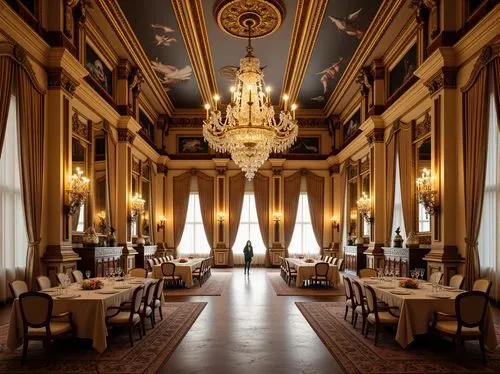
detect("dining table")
[356,277,497,350]
[7,277,160,353]
[286,258,340,288]
[151,258,204,288]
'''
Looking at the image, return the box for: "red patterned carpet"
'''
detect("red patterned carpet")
[0,302,206,373]
[296,302,500,373]
[267,272,345,296]
[164,273,231,296]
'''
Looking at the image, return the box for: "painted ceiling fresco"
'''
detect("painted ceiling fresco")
[118,0,382,111]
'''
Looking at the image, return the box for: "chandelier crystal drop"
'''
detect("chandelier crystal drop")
[202,21,298,180]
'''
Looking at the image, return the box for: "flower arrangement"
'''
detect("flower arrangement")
[304,258,315,263]
[81,279,104,290]
[399,279,419,289]
[179,258,189,263]
[297,255,305,259]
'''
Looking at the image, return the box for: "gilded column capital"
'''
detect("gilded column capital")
[157,164,168,176]
[117,128,136,144]
[47,68,79,97]
[329,164,340,176]
[366,128,385,145]
[424,67,457,97]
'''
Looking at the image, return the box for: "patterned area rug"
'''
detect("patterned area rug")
[164,273,231,296]
[296,301,500,373]
[0,302,206,373]
[267,272,345,296]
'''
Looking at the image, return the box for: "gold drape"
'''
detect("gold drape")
[0,57,14,155]
[173,172,192,258]
[228,173,246,267]
[386,127,398,246]
[305,172,325,254]
[196,171,215,259]
[398,121,415,234]
[253,173,270,266]
[283,172,301,257]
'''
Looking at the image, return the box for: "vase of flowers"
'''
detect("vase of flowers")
[399,279,419,289]
[179,258,188,263]
[81,279,104,290]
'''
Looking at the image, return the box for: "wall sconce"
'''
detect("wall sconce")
[357,192,372,223]
[66,167,90,216]
[96,210,108,234]
[130,193,145,222]
[217,211,226,223]
[330,215,339,232]
[157,215,166,232]
[416,168,439,217]
[272,212,282,223]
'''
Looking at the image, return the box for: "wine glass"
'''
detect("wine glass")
[85,270,91,279]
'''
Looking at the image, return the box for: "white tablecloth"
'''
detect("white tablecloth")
[151,259,204,288]
[286,258,340,288]
[357,278,497,350]
[7,278,159,353]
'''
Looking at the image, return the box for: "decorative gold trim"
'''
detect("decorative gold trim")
[47,67,79,96]
[461,35,500,92]
[117,128,136,144]
[366,128,385,144]
[72,111,89,140]
[424,67,457,96]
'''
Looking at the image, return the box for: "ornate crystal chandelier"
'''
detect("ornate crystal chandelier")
[203,21,298,180]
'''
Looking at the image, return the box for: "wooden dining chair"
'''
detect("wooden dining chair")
[359,268,377,278]
[162,262,182,287]
[152,278,165,324]
[364,284,400,346]
[129,267,148,278]
[56,272,72,286]
[473,279,492,297]
[18,291,73,364]
[331,258,338,265]
[285,260,297,286]
[106,285,144,347]
[449,274,464,289]
[432,291,489,364]
[139,282,156,334]
[310,262,330,287]
[279,257,287,280]
[146,258,155,272]
[152,257,160,265]
[351,280,369,333]
[342,276,355,324]
[36,276,52,291]
[336,258,344,271]
[9,280,29,299]
[192,259,204,285]
[324,256,331,264]
[429,271,443,284]
[72,270,84,283]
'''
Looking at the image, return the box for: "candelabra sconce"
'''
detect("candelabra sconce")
[96,211,108,234]
[272,212,282,243]
[416,168,439,217]
[357,192,373,224]
[66,167,90,216]
[330,216,340,232]
[217,211,225,242]
[157,215,166,232]
[129,193,145,222]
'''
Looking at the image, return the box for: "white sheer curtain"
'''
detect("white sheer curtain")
[289,192,320,257]
[478,86,500,300]
[177,192,211,258]
[392,151,406,239]
[233,193,267,265]
[0,95,27,302]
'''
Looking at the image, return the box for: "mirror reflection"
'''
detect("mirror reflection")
[361,173,370,237]
[72,137,88,232]
[94,134,107,234]
[348,180,358,237]
[417,138,431,232]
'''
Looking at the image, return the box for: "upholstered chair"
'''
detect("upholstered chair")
[310,262,330,287]
[56,272,72,287]
[129,267,148,278]
[429,271,443,284]
[162,262,182,286]
[331,258,338,265]
[472,279,492,296]
[36,276,52,291]
[146,258,155,272]
[139,282,156,334]
[432,291,489,364]
[279,257,287,280]
[152,278,165,323]
[364,284,400,346]
[351,280,369,333]
[343,276,355,324]
[336,258,344,271]
[359,268,377,278]
[324,256,331,264]
[106,285,144,347]
[285,260,297,286]
[449,274,465,289]
[152,257,160,265]
[9,280,29,299]
[72,270,84,283]
[18,291,73,363]
[192,259,205,285]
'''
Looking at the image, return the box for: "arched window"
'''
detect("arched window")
[177,192,211,257]
[289,192,320,256]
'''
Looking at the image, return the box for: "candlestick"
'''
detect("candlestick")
[230,86,236,103]
[283,94,289,111]
[291,103,297,120]
[213,94,220,111]
[204,103,210,120]
[265,86,271,104]
[248,85,252,103]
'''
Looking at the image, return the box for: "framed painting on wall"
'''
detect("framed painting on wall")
[389,44,417,97]
[288,137,320,154]
[85,44,113,97]
[343,109,361,143]
[177,136,209,154]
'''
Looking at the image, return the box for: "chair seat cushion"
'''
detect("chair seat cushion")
[346,299,353,307]
[28,322,72,336]
[154,299,161,307]
[139,305,152,316]
[434,320,481,336]
[367,312,398,324]
[164,275,182,280]
[107,312,140,324]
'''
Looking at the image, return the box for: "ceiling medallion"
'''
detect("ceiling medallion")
[214,0,285,39]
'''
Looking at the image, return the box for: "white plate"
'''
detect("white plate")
[56,294,80,299]
[129,280,144,284]
[113,285,132,290]
[96,289,119,294]
[390,289,413,295]
[378,285,395,289]
[426,293,451,299]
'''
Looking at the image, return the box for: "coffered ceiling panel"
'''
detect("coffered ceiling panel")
[118,0,203,108]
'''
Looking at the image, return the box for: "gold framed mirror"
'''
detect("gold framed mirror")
[415,137,431,233]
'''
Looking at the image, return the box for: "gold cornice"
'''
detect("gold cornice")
[94,0,174,115]
[171,0,217,105]
[325,0,404,117]
[281,0,328,105]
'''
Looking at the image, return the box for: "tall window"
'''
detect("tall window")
[478,86,499,293]
[392,152,406,237]
[289,192,320,256]
[233,193,266,265]
[177,192,210,256]
[417,203,430,232]
[0,95,28,301]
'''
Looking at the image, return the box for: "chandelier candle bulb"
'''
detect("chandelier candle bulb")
[213,94,220,111]
[204,103,210,120]
[291,103,297,120]
[283,94,289,111]
[230,86,236,103]
[265,86,271,104]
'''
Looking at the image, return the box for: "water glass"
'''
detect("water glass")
[85,270,91,279]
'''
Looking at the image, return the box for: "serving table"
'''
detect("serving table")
[356,278,497,350]
[286,258,340,288]
[7,277,159,353]
[151,258,204,288]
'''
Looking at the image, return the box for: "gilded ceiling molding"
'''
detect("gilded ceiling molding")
[355,67,373,97]
[157,164,168,176]
[47,67,79,96]
[169,117,205,128]
[281,0,328,103]
[366,128,385,144]
[93,0,174,115]
[325,0,403,116]
[296,118,329,128]
[64,0,80,39]
[117,128,136,144]
[414,112,431,139]
[424,67,457,97]
[171,0,218,105]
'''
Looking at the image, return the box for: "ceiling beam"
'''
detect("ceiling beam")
[171,0,218,111]
[281,0,329,110]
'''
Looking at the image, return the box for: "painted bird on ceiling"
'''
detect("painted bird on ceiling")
[151,24,177,46]
[151,60,192,91]
[328,8,364,39]
[317,57,345,94]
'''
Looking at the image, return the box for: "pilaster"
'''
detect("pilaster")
[214,159,229,267]
[369,59,385,116]
[269,159,285,266]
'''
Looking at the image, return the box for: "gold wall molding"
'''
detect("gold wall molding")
[47,67,78,96]
[414,111,431,139]
[424,66,457,96]
[117,128,136,144]
[366,128,385,144]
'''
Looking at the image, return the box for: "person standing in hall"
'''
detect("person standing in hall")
[243,240,253,274]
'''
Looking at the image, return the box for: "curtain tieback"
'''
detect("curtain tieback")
[28,240,41,247]
[464,237,478,248]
